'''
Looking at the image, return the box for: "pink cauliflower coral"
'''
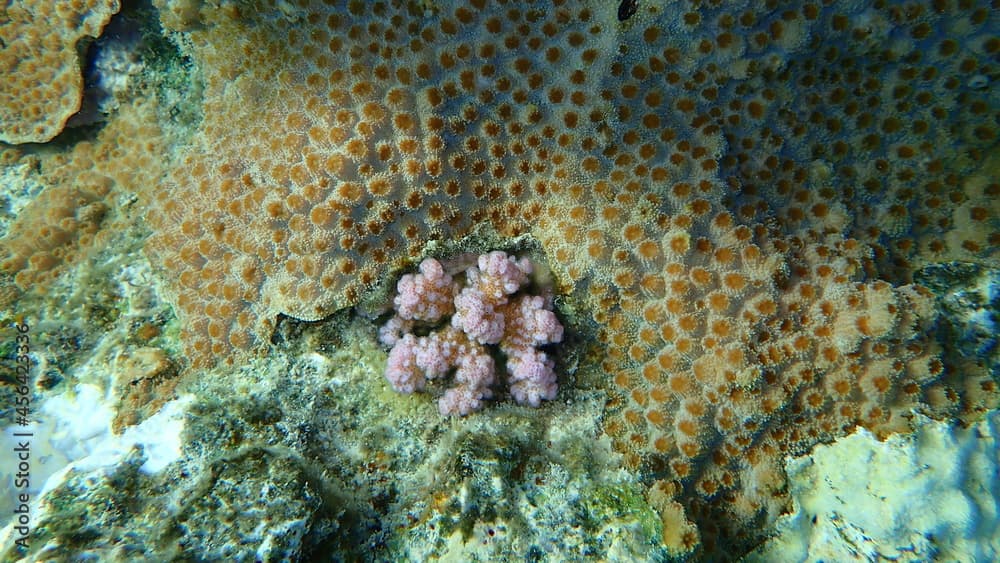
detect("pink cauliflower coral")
[380,251,563,416]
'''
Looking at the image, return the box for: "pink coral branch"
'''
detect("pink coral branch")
[380,251,563,415]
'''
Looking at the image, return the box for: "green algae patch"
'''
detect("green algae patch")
[578,482,663,547]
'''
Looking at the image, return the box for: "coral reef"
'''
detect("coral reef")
[0,90,172,303]
[0,164,113,291]
[380,251,563,415]
[0,239,183,537]
[0,0,122,144]
[0,4,194,303]
[134,0,996,555]
[0,317,651,561]
[0,0,996,559]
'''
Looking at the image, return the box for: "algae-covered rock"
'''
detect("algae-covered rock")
[0,442,342,562]
[747,411,1000,562]
[388,389,672,561]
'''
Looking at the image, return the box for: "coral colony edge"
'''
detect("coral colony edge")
[0,0,997,561]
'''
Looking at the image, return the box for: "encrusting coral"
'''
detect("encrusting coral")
[137,0,998,556]
[379,251,563,415]
[0,0,122,144]
[0,92,168,304]
[2,0,992,558]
